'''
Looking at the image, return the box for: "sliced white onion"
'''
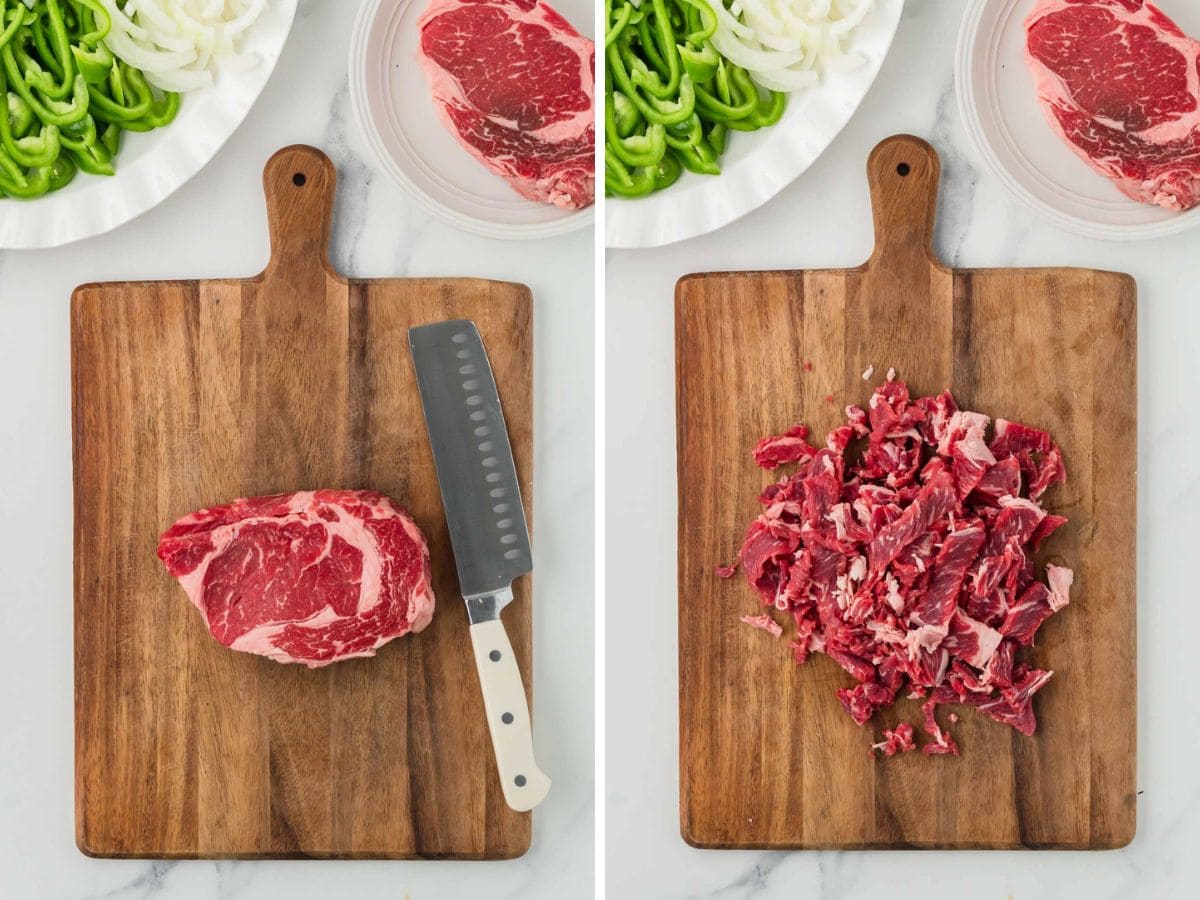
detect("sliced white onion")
[706,0,876,94]
[98,0,271,93]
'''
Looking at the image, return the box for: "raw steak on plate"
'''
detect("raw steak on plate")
[418,0,595,209]
[1026,0,1200,210]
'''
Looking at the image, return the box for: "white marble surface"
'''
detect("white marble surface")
[606,1,1192,896]
[0,1,593,897]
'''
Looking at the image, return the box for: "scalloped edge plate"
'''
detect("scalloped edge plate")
[0,0,297,251]
[349,0,594,241]
[604,0,905,250]
[956,0,1200,242]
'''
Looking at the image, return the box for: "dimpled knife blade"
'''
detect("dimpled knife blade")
[409,320,532,601]
[409,318,549,812]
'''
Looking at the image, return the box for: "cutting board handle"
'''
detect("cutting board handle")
[865,135,945,274]
[261,145,338,280]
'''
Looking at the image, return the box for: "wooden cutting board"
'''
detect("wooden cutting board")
[676,135,1137,850]
[72,145,534,859]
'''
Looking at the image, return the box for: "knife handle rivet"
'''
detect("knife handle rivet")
[502,712,514,724]
[489,650,501,662]
[515,775,527,788]
[452,333,469,343]
[456,349,471,359]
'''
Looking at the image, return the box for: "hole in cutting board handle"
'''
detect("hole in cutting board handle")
[293,172,306,187]
[896,162,911,177]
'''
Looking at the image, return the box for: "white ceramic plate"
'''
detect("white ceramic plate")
[957,0,1200,241]
[604,0,905,250]
[349,0,594,241]
[0,1,297,250]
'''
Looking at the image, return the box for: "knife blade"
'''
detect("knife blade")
[409,319,550,813]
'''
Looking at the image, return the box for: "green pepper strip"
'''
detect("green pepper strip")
[694,66,759,124]
[2,44,89,126]
[86,61,155,123]
[627,0,681,100]
[71,40,112,85]
[604,2,633,49]
[607,36,694,126]
[99,119,119,154]
[0,149,51,198]
[707,122,727,155]
[607,120,666,169]
[29,0,77,101]
[0,60,62,166]
[664,114,720,176]
[611,89,640,138]
[120,88,179,131]
[57,110,96,150]
[605,68,664,167]
[0,116,60,167]
[71,0,112,47]
[605,154,656,198]
[653,151,682,191]
[726,88,786,131]
[8,91,33,136]
[0,6,27,55]
[65,136,112,175]
[633,12,669,82]
[19,48,70,101]
[678,41,718,84]
[46,149,74,190]
[29,17,63,82]
[674,0,718,45]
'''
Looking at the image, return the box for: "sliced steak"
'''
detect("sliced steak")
[731,380,1073,756]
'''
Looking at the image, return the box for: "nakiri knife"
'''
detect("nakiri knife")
[409,319,550,813]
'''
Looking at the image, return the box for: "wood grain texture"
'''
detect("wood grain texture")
[677,135,1137,850]
[72,146,534,859]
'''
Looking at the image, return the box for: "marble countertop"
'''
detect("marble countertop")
[0,1,593,897]
[606,1,1191,897]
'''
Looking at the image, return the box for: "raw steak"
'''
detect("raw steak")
[727,378,1074,756]
[418,0,595,209]
[1026,0,1200,210]
[157,490,435,668]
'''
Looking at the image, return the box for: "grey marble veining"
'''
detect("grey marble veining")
[0,1,593,898]
[606,1,1192,897]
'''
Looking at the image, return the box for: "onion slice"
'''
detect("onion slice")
[706,0,876,93]
[98,0,271,92]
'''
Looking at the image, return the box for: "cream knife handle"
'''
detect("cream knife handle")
[468,618,551,811]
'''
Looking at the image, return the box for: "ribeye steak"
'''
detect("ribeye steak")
[418,0,595,209]
[1026,0,1200,210]
[157,490,435,668]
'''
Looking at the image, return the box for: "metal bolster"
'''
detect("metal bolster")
[464,587,515,625]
